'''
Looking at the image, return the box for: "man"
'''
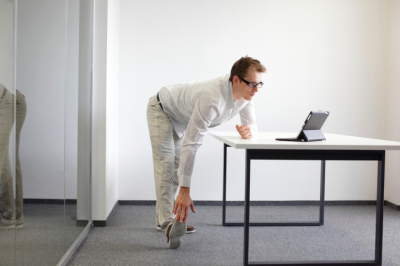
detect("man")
[147,56,266,249]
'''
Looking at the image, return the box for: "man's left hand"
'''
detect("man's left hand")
[236,125,252,139]
[174,187,196,223]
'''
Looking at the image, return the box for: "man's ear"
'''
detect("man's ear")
[232,75,239,85]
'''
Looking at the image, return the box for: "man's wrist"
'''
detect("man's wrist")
[179,186,190,194]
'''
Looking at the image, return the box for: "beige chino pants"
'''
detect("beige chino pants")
[0,89,26,224]
[147,95,183,232]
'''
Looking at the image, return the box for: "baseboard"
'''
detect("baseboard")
[93,200,119,227]
[23,199,77,204]
[119,200,156,205]
[76,220,89,227]
[384,201,400,210]
[118,200,400,209]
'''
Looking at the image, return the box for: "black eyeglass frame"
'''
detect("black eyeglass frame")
[237,76,264,88]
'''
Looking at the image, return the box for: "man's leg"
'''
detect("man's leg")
[0,89,15,227]
[0,156,14,225]
[147,95,178,232]
[172,130,182,211]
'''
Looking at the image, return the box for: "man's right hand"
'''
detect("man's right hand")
[236,125,252,139]
[174,186,196,223]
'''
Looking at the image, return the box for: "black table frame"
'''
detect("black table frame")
[223,144,326,227]
[221,144,385,266]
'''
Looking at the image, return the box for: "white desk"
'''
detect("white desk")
[209,131,400,266]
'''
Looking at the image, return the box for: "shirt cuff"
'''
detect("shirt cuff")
[178,175,192,188]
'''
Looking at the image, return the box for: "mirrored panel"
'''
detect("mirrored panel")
[64,0,93,254]
[15,0,69,264]
[0,0,94,265]
[0,0,17,264]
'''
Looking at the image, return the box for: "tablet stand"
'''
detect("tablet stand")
[298,130,326,141]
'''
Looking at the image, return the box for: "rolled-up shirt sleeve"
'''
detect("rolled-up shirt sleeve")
[178,97,219,187]
[239,99,257,138]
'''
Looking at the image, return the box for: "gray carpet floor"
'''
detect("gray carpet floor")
[68,205,400,266]
[0,204,87,266]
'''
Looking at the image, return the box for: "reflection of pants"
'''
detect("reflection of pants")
[0,88,26,223]
[0,87,15,223]
[147,95,183,232]
[15,91,27,222]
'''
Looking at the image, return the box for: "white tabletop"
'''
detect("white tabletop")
[208,131,400,151]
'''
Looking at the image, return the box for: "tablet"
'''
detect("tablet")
[275,110,329,142]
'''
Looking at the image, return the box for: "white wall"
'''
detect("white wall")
[106,0,120,216]
[92,0,108,219]
[119,0,392,202]
[0,0,14,90]
[17,0,67,199]
[92,0,120,220]
[385,0,400,205]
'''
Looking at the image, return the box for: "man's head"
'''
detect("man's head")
[230,56,266,101]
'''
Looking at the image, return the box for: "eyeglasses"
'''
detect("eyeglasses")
[238,76,264,88]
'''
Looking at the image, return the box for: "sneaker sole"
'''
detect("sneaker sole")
[168,221,186,249]
[158,225,195,234]
[0,224,15,230]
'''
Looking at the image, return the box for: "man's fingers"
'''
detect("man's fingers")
[236,125,252,139]
[183,207,189,223]
[180,207,185,223]
[238,125,249,133]
[237,125,251,139]
[181,206,188,223]
[190,202,196,213]
[175,205,181,219]
[241,129,249,135]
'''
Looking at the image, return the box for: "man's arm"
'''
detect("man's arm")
[236,99,257,139]
[174,97,219,223]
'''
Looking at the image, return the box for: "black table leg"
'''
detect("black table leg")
[244,149,251,266]
[374,152,385,265]
[319,160,326,225]
[241,150,385,266]
[223,144,326,227]
[223,144,228,226]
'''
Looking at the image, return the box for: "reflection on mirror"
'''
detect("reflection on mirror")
[0,86,26,228]
[0,85,15,229]
[0,0,17,263]
[0,0,92,265]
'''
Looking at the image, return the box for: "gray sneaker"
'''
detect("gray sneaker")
[0,218,15,230]
[166,220,187,249]
[158,224,195,233]
[16,212,24,228]
[16,219,23,229]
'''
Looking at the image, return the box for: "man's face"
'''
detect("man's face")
[236,68,263,101]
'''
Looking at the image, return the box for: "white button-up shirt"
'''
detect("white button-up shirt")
[159,74,257,187]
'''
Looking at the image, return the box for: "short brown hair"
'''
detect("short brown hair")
[229,56,266,82]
